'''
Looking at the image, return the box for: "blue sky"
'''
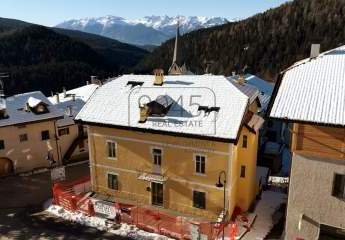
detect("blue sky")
[0,0,290,26]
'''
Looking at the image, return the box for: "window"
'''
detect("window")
[107,141,117,159]
[152,148,162,166]
[41,130,50,141]
[193,190,206,209]
[19,133,28,142]
[240,166,246,178]
[332,174,345,200]
[107,173,118,190]
[195,155,206,174]
[0,140,4,150]
[58,127,70,136]
[242,135,248,148]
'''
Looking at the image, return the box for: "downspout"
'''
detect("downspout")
[53,120,61,165]
[226,143,233,213]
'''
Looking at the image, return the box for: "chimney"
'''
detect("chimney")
[86,80,89,85]
[153,69,164,86]
[237,74,246,85]
[310,44,320,58]
[63,87,67,98]
[55,93,60,103]
[50,91,54,97]
[232,71,236,77]
[67,106,73,117]
[72,94,76,102]
[139,105,149,123]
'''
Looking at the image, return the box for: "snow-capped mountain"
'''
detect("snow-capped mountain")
[55,15,228,46]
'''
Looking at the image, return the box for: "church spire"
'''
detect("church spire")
[172,19,180,64]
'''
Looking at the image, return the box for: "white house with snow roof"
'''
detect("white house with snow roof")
[48,83,99,164]
[0,91,64,176]
[75,72,264,220]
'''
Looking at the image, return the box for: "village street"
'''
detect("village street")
[0,162,127,239]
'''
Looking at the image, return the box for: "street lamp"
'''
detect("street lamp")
[216,170,227,240]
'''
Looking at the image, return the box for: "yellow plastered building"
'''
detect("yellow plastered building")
[76,74,264,220]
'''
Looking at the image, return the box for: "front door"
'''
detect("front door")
[151,182,163,206]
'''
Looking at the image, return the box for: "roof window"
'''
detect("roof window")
[127,81,144,88]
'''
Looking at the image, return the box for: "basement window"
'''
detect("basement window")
[126,81,144,88]
[0,140,4,150]
[332,173,345,200]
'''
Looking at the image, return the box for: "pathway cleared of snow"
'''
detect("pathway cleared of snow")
[241,191,286,240]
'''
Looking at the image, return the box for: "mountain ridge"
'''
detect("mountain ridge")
[0,17,148,95]
[137,0,345,81]
[56,15,228,46]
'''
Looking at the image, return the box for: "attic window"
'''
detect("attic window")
[127,81,144,88]
[25,97,50,115]
[0,109,8,120]
[198,106,209,112]
[198,106,220,116]
[146,95,174,117]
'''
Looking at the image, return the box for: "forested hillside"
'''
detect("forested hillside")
[138,0,345,81]
[0,18,148,95]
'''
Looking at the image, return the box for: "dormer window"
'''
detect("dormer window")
[126,81,144,89]
[146,95,174,117]
[198,106,220,116]
[26,97,49,115]
[0,109,8,120]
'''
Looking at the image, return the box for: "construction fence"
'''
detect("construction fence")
[52,178,233,240]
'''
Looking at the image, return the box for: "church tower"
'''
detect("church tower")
[168,20,185,75]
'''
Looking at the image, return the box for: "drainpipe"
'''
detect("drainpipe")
[53,120,61,165]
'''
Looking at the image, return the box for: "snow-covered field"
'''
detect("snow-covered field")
[46,205,171,240]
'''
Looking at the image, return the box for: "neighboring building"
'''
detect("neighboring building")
[48,84,99,164]
[0,91,63,176]
[76,73,264,220]
[269,45,345,239]
[229,74,286,173]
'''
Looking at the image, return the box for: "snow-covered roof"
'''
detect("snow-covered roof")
[228,74,273,111]
[270,45,345,126]
[228,77,260,104]
[48,84,99,127]
[76,75,250,141]
[0,91,63,128]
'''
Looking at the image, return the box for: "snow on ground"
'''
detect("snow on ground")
[241,191,286,240]
[46,205,171,240]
